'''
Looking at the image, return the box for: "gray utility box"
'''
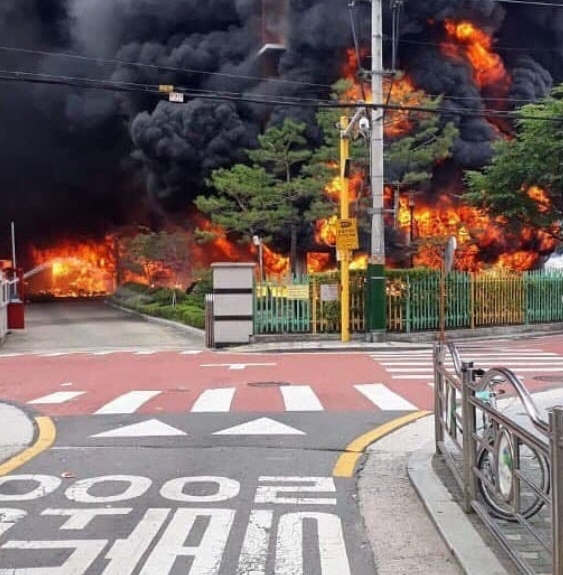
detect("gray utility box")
[210,263,255,347]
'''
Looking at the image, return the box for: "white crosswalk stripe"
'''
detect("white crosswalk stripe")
[354,383,417,411]
[22,383,431,414]
[95,391,161,414]
[369,348,563,380]
[190,388,236,412]
[280,385,324,411]
[28,391,86,404]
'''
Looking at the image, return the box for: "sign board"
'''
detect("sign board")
[336,218,359,251]
[169,92,185,103]
[286,284,309,300]
[320,283,339,302]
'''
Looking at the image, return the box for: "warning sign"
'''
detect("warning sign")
[336,218,359,251]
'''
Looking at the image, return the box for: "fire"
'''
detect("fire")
[527,185,550,213]
[28,237,117,297]
[384,76,425,138]
[397,189,557,271]
[442,20,510,90]
[262,244,289,276]
[342,46,424,139]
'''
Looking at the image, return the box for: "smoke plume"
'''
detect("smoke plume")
[0,0,561,258]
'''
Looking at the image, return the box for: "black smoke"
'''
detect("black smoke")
[0,0,562,258]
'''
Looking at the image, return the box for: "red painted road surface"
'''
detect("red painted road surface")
[0,338,562,416]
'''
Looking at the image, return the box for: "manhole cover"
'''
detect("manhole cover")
[246,381,291,387]
[533,375,563,383]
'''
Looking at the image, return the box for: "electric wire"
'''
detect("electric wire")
[0,44,336,91]
[1,68,563,123]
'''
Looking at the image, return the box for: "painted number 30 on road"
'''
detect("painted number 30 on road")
[0,474,352,575]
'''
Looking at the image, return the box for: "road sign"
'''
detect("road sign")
[336,218,359,251]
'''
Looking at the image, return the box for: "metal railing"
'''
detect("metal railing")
[0,271,8,340]
[434,340,563,575]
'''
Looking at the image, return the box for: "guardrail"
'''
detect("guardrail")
[434,340,562,575]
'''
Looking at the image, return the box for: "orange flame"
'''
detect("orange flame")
[397,188,557,271]
[29,237,117,297]
[442,20,510,90]
[527,186,551,213]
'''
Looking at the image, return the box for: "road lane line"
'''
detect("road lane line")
[354,384,417,411]
[95,391,161,415]
[28,391,85,404]
[333,411,431,477]
[0,416,56,476]
[191,388,235,412]
[280,385,324,411]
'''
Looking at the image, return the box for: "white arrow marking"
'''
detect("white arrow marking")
[200,363,276,370]
[213,417,305,436]
[91,419,186,438]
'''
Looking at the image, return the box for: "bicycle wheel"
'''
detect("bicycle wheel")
[477,443,549,521]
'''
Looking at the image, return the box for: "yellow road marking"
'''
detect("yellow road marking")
[333,410,431,477]
[0,416,56,476]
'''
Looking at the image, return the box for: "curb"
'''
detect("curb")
[106,301,205,339]
[407,446,510,575]
[0,402,39,468]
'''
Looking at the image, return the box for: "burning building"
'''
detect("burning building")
[0,0,561,287]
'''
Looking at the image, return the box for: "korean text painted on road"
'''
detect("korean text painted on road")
[0,474,351,574]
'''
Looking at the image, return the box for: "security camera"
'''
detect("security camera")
[359,116,370,134]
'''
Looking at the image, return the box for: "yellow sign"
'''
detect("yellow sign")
[336,218,359,250]
[286,284,309,300]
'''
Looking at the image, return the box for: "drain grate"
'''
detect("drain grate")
[246,381,291,387]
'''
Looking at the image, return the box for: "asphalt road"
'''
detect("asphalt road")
[2,301,563,573]
[0,301,397,574]
[0,411,396,574]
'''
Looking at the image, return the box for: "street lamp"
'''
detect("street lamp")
[252,235,264,282]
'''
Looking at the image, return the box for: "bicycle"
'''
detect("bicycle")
[472,372,550,522]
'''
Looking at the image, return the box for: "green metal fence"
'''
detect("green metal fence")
[253,269,563,335]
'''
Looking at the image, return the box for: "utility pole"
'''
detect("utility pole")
[340,116,351,343]
[366,0,386,337]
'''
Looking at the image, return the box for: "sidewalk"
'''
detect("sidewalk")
[231,324,563,353]
[358,388,561,575]
[0,403,35,465]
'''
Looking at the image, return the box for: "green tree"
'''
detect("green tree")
[120,231,192,289]
[315,79,458,260]
[465,87,563,241]
[195,117,334,274]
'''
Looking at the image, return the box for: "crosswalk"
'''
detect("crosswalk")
[369,347,563,380]
[24,383,430,415]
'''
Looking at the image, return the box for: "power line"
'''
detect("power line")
[0,44,335,91]
[1,68,563,123]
